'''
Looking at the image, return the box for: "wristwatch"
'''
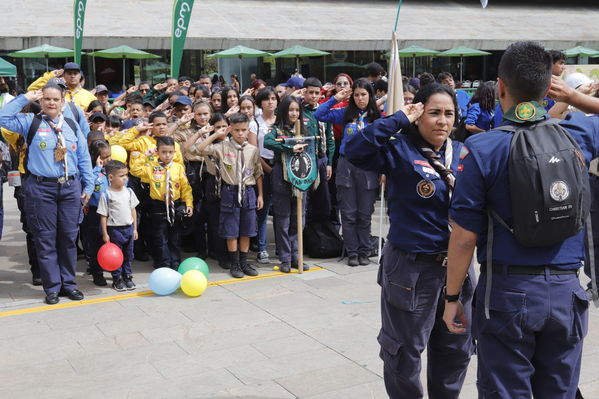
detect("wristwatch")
[443,286,460,302]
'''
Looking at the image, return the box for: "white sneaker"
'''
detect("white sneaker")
[257,250,270,264]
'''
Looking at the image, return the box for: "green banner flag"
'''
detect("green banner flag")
[73,0,87,65]
[171,0,195,78]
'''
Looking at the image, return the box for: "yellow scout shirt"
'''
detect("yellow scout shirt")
[28,72,97,110]
[118,127,184,167]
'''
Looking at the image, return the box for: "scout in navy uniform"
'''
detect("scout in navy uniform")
[344,83,475,399]
[196,113,264,278]
[301,78,335,222]
[264,96,311,273]
[443,41,599,399]
[80,139,111,286]
[314,78,381,266]
[0,85,94,305]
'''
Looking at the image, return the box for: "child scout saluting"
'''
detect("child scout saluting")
[130,136,193,269]
[196,113,264,279]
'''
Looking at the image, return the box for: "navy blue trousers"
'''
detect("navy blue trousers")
[150,200,182,269]
[80,207,103,276]
[474,268,587,398]
[107,225,134,277]
[14,185,39,277]
[24,177,83,294]
[378,243,475,399]
[306,157,332,222]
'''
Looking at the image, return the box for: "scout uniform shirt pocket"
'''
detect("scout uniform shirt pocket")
[32,127,56,151]
[412,159,441,199]
[151,166,166,192]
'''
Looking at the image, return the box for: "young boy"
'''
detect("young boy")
[130,136,193,269]
[196,113,264,278]
[97,160,140,291]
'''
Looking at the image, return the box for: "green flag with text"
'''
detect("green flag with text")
[73,0,87,65]
[171,0,195,78]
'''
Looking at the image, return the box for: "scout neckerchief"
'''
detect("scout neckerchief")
[309,103,328,157]
[43,114,68,178]
[356,111,367,131]
[66,87,81,102]
[159,159,175,225]
[415,137,455,196]
[229,138,248,206]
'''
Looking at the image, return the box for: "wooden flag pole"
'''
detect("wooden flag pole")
[294,120,304,274]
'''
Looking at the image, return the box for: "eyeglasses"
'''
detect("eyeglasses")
[139,89,149,93]
[335,81,350,87]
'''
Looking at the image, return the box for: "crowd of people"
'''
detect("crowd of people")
[2,41,599,398]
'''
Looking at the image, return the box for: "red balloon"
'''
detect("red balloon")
[97,243,124,271]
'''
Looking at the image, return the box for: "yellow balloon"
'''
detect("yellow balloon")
[180,270,208,297]
[111,145,128,163]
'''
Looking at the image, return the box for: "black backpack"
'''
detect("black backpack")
[490,118,590,247]
[484,118,592,319]
[303,220,343,258]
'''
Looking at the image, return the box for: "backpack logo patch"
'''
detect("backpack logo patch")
[548,156,561,164]
[416,180,435,199]
[550,180,569,202]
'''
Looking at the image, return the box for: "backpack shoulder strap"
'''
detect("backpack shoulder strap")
[68,102,80,123]
[26,114,43,148]
[63,117,79,136]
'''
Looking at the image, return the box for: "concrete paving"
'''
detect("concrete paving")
[0,184,598,398]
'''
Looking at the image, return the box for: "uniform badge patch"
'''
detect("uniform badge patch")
[245,168,252,175]
[224,164,232,171]
[155,182,161,188]
[550,180,569,202]
[515,102,536,121]
[459,146,470,160]
[416,179,436,199]
[347,127,353,135]
[71,144,77,151]
[39,141,47,150]
[94,184,101,192]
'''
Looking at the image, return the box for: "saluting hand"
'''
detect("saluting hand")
[547,75,575,102]
[178,112,194,126]
[225,105,240,117]
[334,87,352,102]
[52,69,64,78]
[96,155,104,167]
[25,90,43,103]
[402,102,424,123]
[136,122,154,134]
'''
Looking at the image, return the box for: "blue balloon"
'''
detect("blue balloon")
[148,267,182,296]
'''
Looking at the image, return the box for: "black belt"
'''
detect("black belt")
[261,157,275,166]
[482,263,579,275]
[414,252,448,266]
[31,174,75,184]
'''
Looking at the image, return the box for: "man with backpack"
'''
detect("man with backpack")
[443,41,599,398]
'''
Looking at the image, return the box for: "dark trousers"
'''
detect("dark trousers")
[256,168,273,252]
[474,269,587,398]
[14,185,39,277]
[80,207,103,276]
[271,163,307,263]
[107,225,134,277]
[378,243,475,399]
[150,200,182,269]
[24,177,83,294]
[307,157,331,223]
[585,174,599,286]
[336,156,378,257]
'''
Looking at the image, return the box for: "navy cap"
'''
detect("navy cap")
[143,100,156,108]
[47,77,67,89]
[282,76,305,89]
[90,112,107,122]
[63,62,81,72]
[173,96,193,106]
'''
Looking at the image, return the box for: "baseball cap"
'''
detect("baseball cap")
[282,76,305,89]
[143,100,156,108]
[94,84,109,93]
[63,62,81,72]
[564,72,592,90]
[173,96,193,106]
[90,112,107,122]
[47,77,67,89]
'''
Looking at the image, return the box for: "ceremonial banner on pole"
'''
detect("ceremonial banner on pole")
[73,0,87,64]
[171,0,195,78]
[281,136,318,192]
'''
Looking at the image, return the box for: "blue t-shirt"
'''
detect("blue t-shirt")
[465,102,493,131]
[450,112,599,268]
[456,89,471,117]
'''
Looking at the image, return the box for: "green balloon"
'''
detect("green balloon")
[178,257,209,278]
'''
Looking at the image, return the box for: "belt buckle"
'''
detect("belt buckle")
[57,176,66,184]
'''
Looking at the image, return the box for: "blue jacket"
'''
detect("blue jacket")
[0,95,94,194]
[89,165,108,207]
[451,112,599,268]
[465,102,494,131]
[456,89,471,117]
[344,110,463,253]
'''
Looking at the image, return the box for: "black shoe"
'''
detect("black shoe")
[250,243,260,253]
[347,256,359,267]
[134,253,150,262]
[32,276,42,286]
[123,275,136,290]
[92,274,107,286]
[219,259,230,269]
[291,260,309,271]
[358,255,370,266]
[45,292,59,305]
[230,263,244,279]
[241,263,259,277]
[280,262,291,273]
[66,289,84,301]
[112,277,126,292]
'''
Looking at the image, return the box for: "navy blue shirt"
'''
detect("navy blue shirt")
[344,111,463,253]
[451,112,599,269]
